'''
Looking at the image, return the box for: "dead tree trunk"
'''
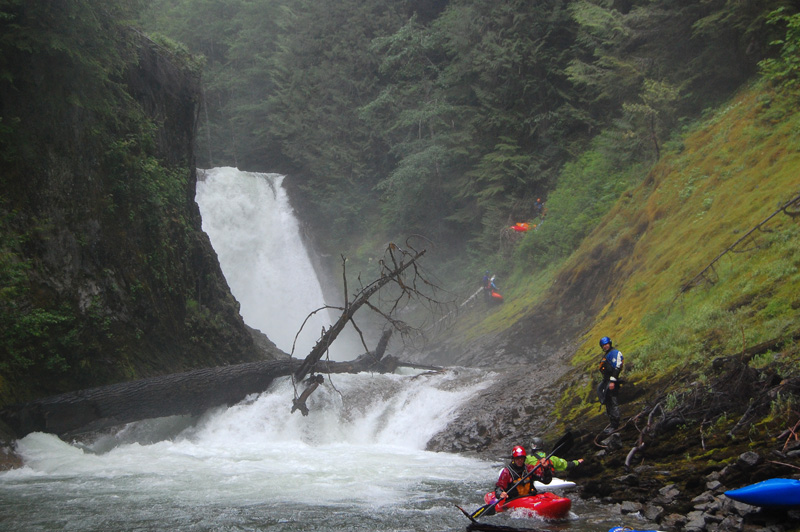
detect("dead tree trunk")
[0,355,398,438]
[291,329,394,416]
[293,247,425,382]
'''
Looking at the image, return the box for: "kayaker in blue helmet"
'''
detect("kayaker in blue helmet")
[525,437,584,472]
[495,446,544,500]
[598,336,624,432]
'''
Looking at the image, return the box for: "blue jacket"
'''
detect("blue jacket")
[600,348,623,382]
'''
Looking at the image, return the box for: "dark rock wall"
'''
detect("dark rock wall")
[0,29,285,406]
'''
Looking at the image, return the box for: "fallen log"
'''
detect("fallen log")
[293,246,425,383]
[0,354,401,439]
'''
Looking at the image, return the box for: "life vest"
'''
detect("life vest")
[600,349,623,379]
[507,466,533,496]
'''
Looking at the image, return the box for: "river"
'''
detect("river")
[0,371,654,531]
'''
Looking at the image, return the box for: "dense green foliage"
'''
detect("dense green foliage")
[0,0,148,399]
[139,0,797,284]
[0,0,261,404]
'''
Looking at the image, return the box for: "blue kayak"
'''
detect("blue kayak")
[608,527,664,532]
[724,478,800,507]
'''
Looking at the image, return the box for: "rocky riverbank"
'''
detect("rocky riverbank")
[583,437,800,531]
[426,354,800,532]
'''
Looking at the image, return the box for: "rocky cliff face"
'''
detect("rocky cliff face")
[0,27,285,406]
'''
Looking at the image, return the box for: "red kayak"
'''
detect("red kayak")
[483,491,571,519]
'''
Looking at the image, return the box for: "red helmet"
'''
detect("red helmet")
[512,445,526,458]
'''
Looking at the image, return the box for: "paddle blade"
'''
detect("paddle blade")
[455,505,478,523]
[470,503,491,519]
[548,431,574,458]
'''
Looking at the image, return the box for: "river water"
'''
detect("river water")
[0,371,654,531]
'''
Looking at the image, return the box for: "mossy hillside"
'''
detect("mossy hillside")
[555,81,800,427]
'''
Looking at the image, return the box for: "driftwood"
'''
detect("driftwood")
[293,245,426,383]
[291,329,394,416]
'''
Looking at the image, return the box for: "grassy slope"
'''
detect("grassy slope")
[440,80,799,452]
[558,82,800,425]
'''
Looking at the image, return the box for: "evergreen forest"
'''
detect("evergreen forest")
[140,0,797,281]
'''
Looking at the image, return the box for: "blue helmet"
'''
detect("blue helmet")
[599,336,612,347]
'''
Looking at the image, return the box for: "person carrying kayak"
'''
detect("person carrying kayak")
[482,270,492,290]
[598,335,624,432]
[494,446,545,500]
[526,437,583,472]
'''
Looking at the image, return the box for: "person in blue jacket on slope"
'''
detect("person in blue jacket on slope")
[598,336,624,432]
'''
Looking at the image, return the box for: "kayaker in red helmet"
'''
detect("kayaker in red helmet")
[494,446,545,500]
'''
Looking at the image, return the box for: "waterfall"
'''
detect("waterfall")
[195,166,354,359]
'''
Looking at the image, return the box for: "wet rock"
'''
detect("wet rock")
[642,503,664,522]
[662,513,688,528]
[0,445,23,471]
[717,515,744,531]
[704,509,723,524]
[684,509,707,531]
[705,479,724,493]
[703,496,723,514]
[620,500,643,514]
[601,432,624,450]
[654,483,680,505]
[692,490,715,506]
[736,451,761,468]
[722,496,756,517]
[614,473,639,486]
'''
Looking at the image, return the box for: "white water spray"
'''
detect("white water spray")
[195,167,351,359]
[1,371,501,530]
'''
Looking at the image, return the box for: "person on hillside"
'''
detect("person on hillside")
[482,271,493,302]
[534,198,544,218]
[494,446,545,501]
[598,336,624,432]
[525,437,583,473]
